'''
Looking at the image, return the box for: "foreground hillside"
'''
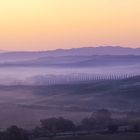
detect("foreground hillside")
[0,76,139,128]
[21,75,140,111]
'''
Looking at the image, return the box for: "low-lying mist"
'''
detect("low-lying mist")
[0,64,139,85]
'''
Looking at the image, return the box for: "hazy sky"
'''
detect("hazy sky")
[0,0,140,51]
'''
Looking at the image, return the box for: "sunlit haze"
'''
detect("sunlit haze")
[0,0,140,51]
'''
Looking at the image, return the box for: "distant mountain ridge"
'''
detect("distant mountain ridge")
[45,46,140,56]
[0,46,140,62]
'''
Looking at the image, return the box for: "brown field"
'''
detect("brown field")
[33,133,140,140]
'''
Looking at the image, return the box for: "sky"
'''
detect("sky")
[0,0,140,51]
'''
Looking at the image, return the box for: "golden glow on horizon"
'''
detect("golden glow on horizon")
[0,0,140,50]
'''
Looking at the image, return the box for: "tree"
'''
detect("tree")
[81,117,96,131]
[40,117,75,135]
[108,124,118,134]
[56,117,75,132]
[32,127,45,138]
[91,109,112,129]
[3,125,29,140]
[133,124,140,132]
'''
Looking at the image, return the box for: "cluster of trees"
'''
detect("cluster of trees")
[1,109,140,139]
[40,117,75,134]
[32,109,140,138]
[81,109,112,130]
[33,117,76,138]
[0,126,29,140]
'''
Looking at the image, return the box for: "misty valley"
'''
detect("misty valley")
[0,47,140,140]
[1,0,140,139]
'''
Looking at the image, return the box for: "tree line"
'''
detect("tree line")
[1,109,140,140]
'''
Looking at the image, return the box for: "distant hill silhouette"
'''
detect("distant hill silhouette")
[0,46,140,63]
[44,46,140,56]
[0,46,140,62]
[1,55,140,67]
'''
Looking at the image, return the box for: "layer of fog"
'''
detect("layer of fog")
[0,65,139,85]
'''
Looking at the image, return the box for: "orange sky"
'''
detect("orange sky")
[0,0,140,50]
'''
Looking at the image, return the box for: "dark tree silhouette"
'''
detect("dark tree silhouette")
[92,109,112,127]
[108,125,118,134]
[40,117,75,135]
[81,117,96,131]
[2,125,29,140]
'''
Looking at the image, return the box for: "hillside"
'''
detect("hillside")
[1,55,140,67]
[0,46,140,63]
[0,76,139,128]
